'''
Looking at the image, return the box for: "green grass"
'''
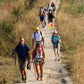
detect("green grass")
[0,0,15,2]
[66,0,84,16]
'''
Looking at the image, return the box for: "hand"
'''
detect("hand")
[32,60,34,63]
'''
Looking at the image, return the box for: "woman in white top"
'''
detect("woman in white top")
[32,43,46,81]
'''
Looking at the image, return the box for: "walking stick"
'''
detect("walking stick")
[33,62,36,79]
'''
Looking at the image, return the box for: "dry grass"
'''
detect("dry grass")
[0,0,50,83]
[72,46,84,84]
[0,57,20,84]
[56,0,84,84]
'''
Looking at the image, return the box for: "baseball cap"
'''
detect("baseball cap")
[54,30,57,33]
[36,27,39,30]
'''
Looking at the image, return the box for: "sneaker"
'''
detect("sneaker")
[37,76,40,81]
[43,25,45,28]
[40,76,43,81]
[58,57,60,61]
[55,57,58,61]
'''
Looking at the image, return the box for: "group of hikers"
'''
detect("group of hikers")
[14,2,61,83]
[39,2,56,28]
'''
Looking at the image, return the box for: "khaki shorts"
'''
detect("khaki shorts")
[18,58,28,71]
[53,43,60,54]
[34,58,44,64]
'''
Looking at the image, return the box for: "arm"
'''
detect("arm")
[43,49,46,62]
[42,37,44,46]
[58,39,61,43]
[32,49,36,62]
[14,52,18,66]
[32,38,34,48]
[58,36,61,43]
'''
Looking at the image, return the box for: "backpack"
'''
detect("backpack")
[33,45,44,57]
[52,34,59,45]
[34,31,42,39]
[17,43,28,52]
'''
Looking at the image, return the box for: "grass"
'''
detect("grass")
[0,0,50,83]
[0,57,21,84]
[56,0,84,84]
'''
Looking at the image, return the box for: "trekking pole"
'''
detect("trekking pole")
[33,62,36,79]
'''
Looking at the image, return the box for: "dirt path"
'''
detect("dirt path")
[17,0,73,84]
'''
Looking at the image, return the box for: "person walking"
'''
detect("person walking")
[46,3,53,14]
[32,43,46,81]
[14,37,30,83]
[51,30,61,61]
[32,27,44,48]
[48,10,55,24]
[39,7,46,28]
[51,2,56,12]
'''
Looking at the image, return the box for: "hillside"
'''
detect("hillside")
[56,0,84,84]
[0,0,84,84]
[0,0,50,83]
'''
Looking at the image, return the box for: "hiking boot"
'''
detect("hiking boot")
[24,77,28,83]
[22,75,25,82]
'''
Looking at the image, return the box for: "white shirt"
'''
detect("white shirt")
[35,49,43,58]
[32,31,44,41]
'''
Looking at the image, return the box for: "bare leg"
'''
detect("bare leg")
[35,64,40,80]
[24,69,27,81]
[40,63,44,81]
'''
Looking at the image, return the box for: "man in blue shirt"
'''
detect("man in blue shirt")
[14,37,30,83]
[51,30,61,61]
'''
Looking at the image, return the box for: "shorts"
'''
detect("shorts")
[40,16,45,22]
[18,58,28,71]
[48,18,53,23]
[53,43,60,54]
[34,58,44,64]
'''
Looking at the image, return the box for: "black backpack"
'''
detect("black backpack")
[17,43,28,52]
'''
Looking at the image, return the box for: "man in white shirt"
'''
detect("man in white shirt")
[32,27,44,48]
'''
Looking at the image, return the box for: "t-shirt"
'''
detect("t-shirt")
[51,4,56,10]
[48,13,54,19]
[32,31,44,41]
[15,44,30,59]
[51,35,61,45]
[46,6,52,13]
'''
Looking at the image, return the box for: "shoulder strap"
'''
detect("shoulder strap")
[40,31,42,36]
[52,34,54,40]
[17,44,20,51]
[24,44,28,51]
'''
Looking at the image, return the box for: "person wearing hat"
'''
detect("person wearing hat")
[14,37,30,83]
[51,30,61,61]
[32,27,44,48]
[32,43,46,81]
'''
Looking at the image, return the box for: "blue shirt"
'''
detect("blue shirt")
[51,35,61,46]
[15,44,30,59]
